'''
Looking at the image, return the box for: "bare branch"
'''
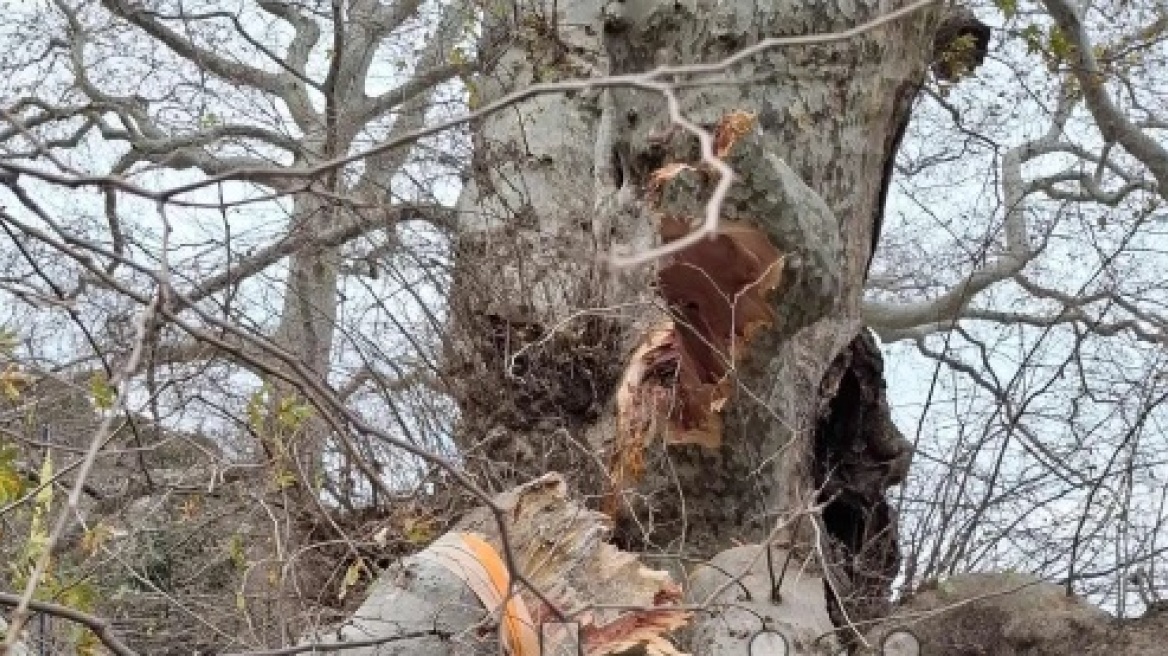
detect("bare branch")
[1041,0,1168,198]
[186,203,453,305]
[155,4,324,92]
[368,0,426,39]
[99,0,288,99]
[6,0,942,219]
[359,61,469,125]
[218,631,450,656]
[256,1,321,81]
[2,285,159,652]
[865,135,1038,335]
[0,592,137,656]
[354,0,469,200]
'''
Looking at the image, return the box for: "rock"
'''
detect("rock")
[863,573,1113,655]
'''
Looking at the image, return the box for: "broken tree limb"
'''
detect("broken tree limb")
[312,474,690,656]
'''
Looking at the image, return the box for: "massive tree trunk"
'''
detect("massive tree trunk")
[446,0,932,626]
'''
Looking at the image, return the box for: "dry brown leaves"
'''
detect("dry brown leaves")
[713,110,758,158]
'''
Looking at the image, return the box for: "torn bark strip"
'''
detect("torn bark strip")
[608,112,786,514]
[419,533,541,656]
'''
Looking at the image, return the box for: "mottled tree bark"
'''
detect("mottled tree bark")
[434,4,942,650]
[449,0,930,558]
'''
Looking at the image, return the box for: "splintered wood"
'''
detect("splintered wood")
[453,474,691,656]
[609,111,785,514]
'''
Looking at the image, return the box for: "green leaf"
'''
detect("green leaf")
[20,455,54,567]
[227,533,248,570]
[246,385,269,433]
[1049,25,1073,60]
[1022,24,1044,55]
[35,453,53,508]
[994,0,1018,19]
[0,326,18,354]
[1,364,32,400]
[0,445,26,503]
[338,559,365,600]
[276,395,313,431]
[58,581,97,611]
[465,80,481,110]
[77,629,100,656]
[402,516,436,545]
[273,469,298,490]
[89,373,116,411]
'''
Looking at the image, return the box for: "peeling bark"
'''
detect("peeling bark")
[449,1,939,561]
[608,122,793,510]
